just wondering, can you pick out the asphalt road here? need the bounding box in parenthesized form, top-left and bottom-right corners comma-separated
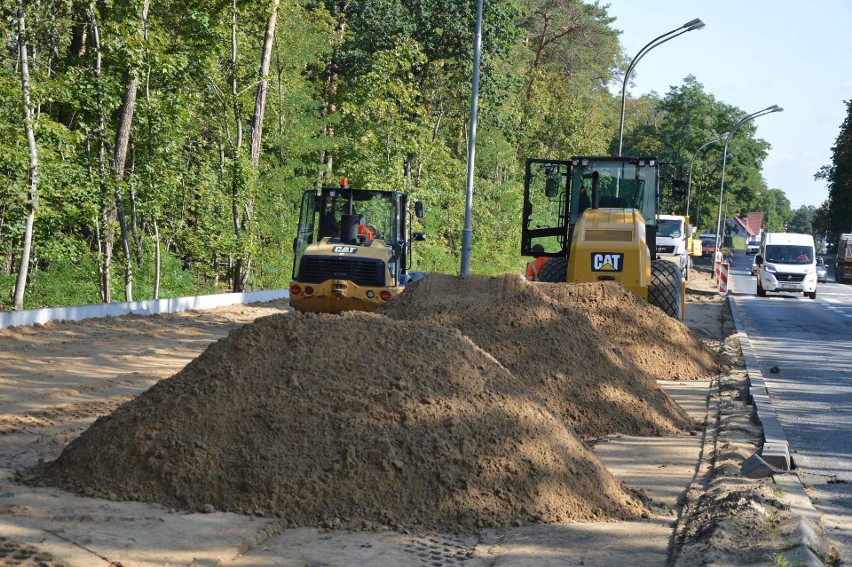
(720, 251, 852, 558)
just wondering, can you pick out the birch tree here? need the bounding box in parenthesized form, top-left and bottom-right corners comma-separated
(12, 0, 39, 310)
(110, 0, 151, 302)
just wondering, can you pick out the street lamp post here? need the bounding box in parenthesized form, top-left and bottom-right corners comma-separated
(686, 132, 729, 221)
(459, 0, 483, 276)
(713, 105, 783, 262)
(693, 153, 732, 231)
(618, 18, 705, 156)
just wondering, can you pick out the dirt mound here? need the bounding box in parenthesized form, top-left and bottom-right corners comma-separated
(30, 313, 644, 531)
(537, 281, 725, 380)
(380, 274, 707, 439)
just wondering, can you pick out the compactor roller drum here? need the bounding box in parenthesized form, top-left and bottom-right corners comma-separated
(648, 259, 682, 318)
(538, 257, 569, 283)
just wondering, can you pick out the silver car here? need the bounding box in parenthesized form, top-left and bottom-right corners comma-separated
(816, 257, 827, 283)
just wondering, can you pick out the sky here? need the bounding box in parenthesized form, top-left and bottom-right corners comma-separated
(603, 0, 851, 210)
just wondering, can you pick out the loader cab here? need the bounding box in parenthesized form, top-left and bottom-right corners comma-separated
(521, 156, 660, 258)
(292, 186, 411, 286)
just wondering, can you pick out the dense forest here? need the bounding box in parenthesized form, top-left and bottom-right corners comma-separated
(1, 0, 840, 310)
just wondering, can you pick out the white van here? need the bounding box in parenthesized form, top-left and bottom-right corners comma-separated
(755, 232, 818, 299)
(656, 214, 691, 277)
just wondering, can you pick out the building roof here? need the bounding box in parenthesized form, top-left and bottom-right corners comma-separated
(745, 212, 764, 236)
(732, 216, 750, 233)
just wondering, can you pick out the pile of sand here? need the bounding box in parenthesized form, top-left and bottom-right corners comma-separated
(538, 281, 724, 380)
(380, 274, 719, 439)
(31, 313, 644, 531)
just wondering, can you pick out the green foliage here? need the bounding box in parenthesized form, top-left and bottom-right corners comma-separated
(787, 205, 816, 236)
(625, 77, 777, 235)
(820, 99, 852, 241)
(757, 189, 793, 233)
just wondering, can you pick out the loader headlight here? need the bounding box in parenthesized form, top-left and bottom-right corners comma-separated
(380, 290, 392, 301)
(366, 290, 375, 298)
(290, 284, 301, 296)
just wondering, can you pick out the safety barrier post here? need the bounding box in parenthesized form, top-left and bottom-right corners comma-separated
(719, 262, 729, 295)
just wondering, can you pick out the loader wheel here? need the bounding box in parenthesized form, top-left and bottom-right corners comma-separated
(538, 257, 568, 282)
(648, 259, 682, 319)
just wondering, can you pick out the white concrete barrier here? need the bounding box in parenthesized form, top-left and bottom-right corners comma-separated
(0, 289, 290, 329)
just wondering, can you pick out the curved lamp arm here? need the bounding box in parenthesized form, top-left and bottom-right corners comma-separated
(618, 19, 705, 155)
(713, 105, 783, 259)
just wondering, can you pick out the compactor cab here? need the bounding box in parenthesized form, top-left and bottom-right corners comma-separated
(289, 182, 425, 313)
(521, 157, 684, 319)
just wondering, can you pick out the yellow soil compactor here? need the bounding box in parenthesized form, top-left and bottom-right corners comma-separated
(289, 181, 425, 313)
(521, 156, 685, 319)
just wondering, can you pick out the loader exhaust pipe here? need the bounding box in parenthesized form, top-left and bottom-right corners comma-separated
(340, 214, 360, 244)
(591, 171, 600, 209)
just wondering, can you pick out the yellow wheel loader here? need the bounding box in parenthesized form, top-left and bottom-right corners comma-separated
(289, 181, 425, 313)
(521, 156, 685, 319)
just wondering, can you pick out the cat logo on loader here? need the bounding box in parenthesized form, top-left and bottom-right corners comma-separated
(591, 253, 624, 272)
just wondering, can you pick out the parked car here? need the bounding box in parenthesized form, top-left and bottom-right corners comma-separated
(746, 239, 760, 255)
(816, 257, 828, 283)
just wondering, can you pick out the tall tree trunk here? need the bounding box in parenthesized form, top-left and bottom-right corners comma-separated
(232, 0, 280, 293)
(230, 0, 243, 151)
(250, 0, 278, 167)
(318, 4, 348, 184)
(230, 0, 244, 292)
(142, 0, 159, 295)
(129, 145, 143, 264)
(13, 0, 39, 311)
(90, 7, 112, 303)
(275, 48, 285, 165)
(152, 215, 161, 299)
(111, 0, 150, 302)
(95, 215, 106, 302)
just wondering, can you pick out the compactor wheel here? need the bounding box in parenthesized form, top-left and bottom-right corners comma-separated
(649, 259, 683, 319)
(538, 257, 569, 282)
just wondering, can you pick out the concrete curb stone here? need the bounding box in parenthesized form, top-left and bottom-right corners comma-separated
(741, 453, 774, 479)
(729, 297, 830, 567)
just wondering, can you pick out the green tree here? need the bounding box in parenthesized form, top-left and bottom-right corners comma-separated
(625, 76, 773, 233)
(816, 99, 852, 241)
(812, 199, 832, 243)
(757, 189, 792, 233)
(787, 205, 815, 235)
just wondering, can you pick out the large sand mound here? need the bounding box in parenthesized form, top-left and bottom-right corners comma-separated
(537, 281, 724, 380)
(31, 313, 644, 531)
(380, 274, 714, 439)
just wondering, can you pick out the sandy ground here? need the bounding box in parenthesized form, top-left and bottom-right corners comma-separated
(0, 268, 775, 566)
